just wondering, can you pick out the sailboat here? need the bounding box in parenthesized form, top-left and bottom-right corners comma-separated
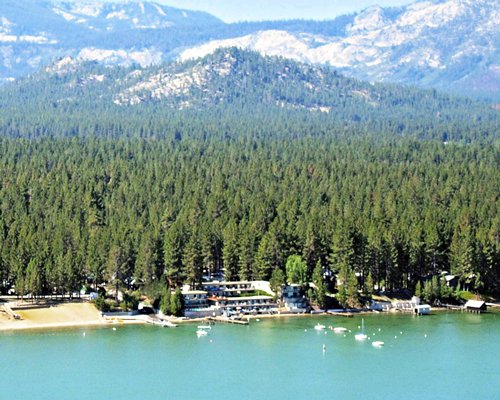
(196, 328, 209, 337)
(355, 318, 368, 341)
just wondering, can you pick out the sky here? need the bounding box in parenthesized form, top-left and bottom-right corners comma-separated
(158, 0, 415, 23)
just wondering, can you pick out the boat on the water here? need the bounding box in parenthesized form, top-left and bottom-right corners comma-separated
(333, 327, 348, 333)
(372, 341, 384, 347)
(196, 329, 208, 336)
(197, 325, 212, 330)
(314, 323, 326, 331)
(151, 319, 178, 328)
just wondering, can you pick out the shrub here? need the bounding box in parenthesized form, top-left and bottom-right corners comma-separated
(94, 295, 110, 312)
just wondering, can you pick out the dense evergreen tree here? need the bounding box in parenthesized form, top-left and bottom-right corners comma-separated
(0, 52, 498, 300)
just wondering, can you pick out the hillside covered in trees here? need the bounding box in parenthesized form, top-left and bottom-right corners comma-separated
(0, 50, 498, 305)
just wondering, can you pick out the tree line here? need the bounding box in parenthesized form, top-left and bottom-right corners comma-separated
(0, 133, 498, 302)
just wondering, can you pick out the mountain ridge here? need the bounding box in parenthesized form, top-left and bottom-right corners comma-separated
(0, 0, 498, 98)
(1, 48, 497, 143)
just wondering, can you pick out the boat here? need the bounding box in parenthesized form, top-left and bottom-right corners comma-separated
(314, 323, 326, 331)
(372, 341, 384, 347)
(354, 318, 368, 341)
(150, 319, 178, 328)
(196, 329, 208, 336)
(197, 325, 212, 330)
(333, 327, 348, 333)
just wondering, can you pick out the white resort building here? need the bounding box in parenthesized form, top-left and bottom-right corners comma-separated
(182, 281, 278, 317)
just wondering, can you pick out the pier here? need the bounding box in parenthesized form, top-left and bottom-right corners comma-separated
(207, 316, 249, 325)
(1, 303, 21, 320)
(327, 311, 353, 317)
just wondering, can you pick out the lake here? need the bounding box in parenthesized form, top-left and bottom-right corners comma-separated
(1, 312, 499, 399)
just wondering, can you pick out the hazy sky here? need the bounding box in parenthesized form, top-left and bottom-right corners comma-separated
(158, 0, 415, 22)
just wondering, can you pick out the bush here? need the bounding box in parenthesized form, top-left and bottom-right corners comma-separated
(457, 290, 475, 302)
(120, 291, 140, 311)
(94, 295, 110, 312)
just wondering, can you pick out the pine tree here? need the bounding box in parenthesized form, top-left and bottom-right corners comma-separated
(182, 230, 202, 287)
(269, 268, 286, 295)
(223, 219, 239, 281)
(415, 280, 422, 298)
(285, 255, 308, 285)
(163, 223, 184, 287)
(312, 261, 327, 309)
(26, 258, 42, 302)
(160, 287, 171, 315)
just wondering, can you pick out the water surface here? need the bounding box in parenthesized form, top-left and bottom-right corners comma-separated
(2, 312, 499, 399)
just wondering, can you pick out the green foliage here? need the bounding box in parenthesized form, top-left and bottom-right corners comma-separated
(312, 261, 327, 309)
(160, 288, 172, 315)
(94, 295, 110, 312)
(420, 277, 454, 304)
(269, 268, 286, 294)
(285, 255, 308, 285)
(159, 287, 184, 316)
(346, 269, 361, 308)
(120, 291, 140, 311)
(171, 288, 184, 317)
(0, 53, 497, 300)
(364, 273, 374, 297)
(415, 281, 422, 298)
(456, 290, 476, 302)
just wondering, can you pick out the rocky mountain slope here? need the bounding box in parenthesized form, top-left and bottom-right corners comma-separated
(1, 49, 496, 143)
(0, 0, 498, 98)
(180, 0, 499, 97)
(0, 0, 222, 82)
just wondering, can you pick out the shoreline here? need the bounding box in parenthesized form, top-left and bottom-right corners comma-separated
(1, 302, 497, 333)
(0, 302, 145, 333)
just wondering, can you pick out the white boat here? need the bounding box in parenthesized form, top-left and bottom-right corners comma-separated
(197, 325, 212, 330)
(196, 329, 208, 336)
(372, 341, 384, 347)
(355, 318, 368, 341)
(314, 323, 326, 331)
(151, 319, 178, 328)
(333, 327, 348, 333)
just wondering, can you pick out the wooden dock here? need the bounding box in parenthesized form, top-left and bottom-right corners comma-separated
(327, 311, 353, 318)
(146, 315, 178, 327)
(1, 304, 21, 319)
(207, 316, 249, 325)
(444, 304, 463, 311)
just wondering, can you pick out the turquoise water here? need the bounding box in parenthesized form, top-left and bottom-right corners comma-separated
(1, 312, 499, 400)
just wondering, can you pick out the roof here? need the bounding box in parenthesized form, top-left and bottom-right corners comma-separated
(182, 290, 208, 295)
(202, 281, 253, 286)
(464, 300, 486, 308)
(209, 295, 273, 301)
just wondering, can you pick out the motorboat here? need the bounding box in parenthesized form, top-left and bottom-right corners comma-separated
(197, 325, 212, 330)
(196, 329, 208, 336)
(372, 341, 384, 347)
(314, 323, 326, 331)
(333, 327, 348, 333)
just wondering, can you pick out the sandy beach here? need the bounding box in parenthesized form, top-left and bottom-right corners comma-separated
(0, 302, 113, 332)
